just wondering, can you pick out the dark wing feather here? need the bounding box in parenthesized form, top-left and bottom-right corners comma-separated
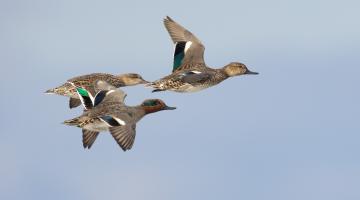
(93, 90, 108, 107)
(181, 72, 212, 84)
(92, 80, 127, 106)
(164, 16, 206, 71)
(69, 98, 82, 109)
(73, 87, 94, 110)
(109, 124, 136, 151)
(82, 129, 99, 149)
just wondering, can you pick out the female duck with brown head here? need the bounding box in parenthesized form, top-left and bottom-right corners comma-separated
(147, 16, 258, 93)
(45, 72, 148, 108)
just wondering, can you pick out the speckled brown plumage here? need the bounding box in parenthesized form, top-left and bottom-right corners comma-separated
(46, 73, 148, 108)
(147, 16, 258, 93)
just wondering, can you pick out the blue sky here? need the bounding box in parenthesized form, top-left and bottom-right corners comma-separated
(1, 0, 359, 199)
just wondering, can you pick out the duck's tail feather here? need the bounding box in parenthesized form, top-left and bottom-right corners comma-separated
(145, 82, 165, 92)
(44, 88, 56, 94)
(63, 117, 82, 127)
(45, 83, 71, 95)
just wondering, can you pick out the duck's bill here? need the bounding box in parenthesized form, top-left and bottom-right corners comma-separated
(245, 70, 259, 75)
(164, 106, 176, 110)
(140, 79, 150, 84)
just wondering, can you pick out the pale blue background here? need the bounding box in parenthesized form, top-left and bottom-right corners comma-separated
(1, 0, 359, 199)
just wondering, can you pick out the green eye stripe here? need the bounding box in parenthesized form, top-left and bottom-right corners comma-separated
(143, 100, 158, 106)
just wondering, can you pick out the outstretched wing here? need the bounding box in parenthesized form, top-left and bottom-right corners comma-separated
(164, 16, 206, 72)
(82, 129, 99, 149)
(109, 123, 136, 151)
(71, 84, 94, 110)
(92, 80, 127, 106)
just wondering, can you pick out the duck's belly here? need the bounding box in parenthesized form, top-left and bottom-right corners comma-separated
(83, 121, 110, 132)
(174, 84, 211, 93)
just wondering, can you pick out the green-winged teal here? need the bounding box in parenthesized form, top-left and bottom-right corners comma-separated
(147, 16, 258, 93)
(46, 73, 148, 108)
(63, 80, 176, 151)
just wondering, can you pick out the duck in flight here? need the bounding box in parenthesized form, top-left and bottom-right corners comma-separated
(45, 73, 148, 109)
(63, 80, 176, 151)
(147, 16, 258, 93)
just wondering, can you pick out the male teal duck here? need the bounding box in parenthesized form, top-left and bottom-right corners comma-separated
(63, 80, 176, 151)
(45, 73, 148, 108)
(147, 16, 258, 93)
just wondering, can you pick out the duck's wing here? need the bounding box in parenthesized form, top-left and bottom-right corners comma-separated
(179, 70, 212, 84)
(109, 123, 136, 151)
(67, 76, 98, 109)
(68, 74, 98, 96)
(92, 80, 127, 106)
(164, 16, 206, 72)
(94, 79, 117, 91)
(72, 86, 95, 110)
(69, 98, 82, 109)
(82, 105, 134, 151)
(72, 80, 127, 109)
(82, 129, 99, 149)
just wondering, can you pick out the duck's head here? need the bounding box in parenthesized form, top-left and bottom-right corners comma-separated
(117, 73, 149, 85)
(223, 62, 258, 77)
(141, 99, 176, 114)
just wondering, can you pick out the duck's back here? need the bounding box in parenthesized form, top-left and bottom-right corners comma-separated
(68, 73, 122, 88)
(153, 66, 227, 92)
